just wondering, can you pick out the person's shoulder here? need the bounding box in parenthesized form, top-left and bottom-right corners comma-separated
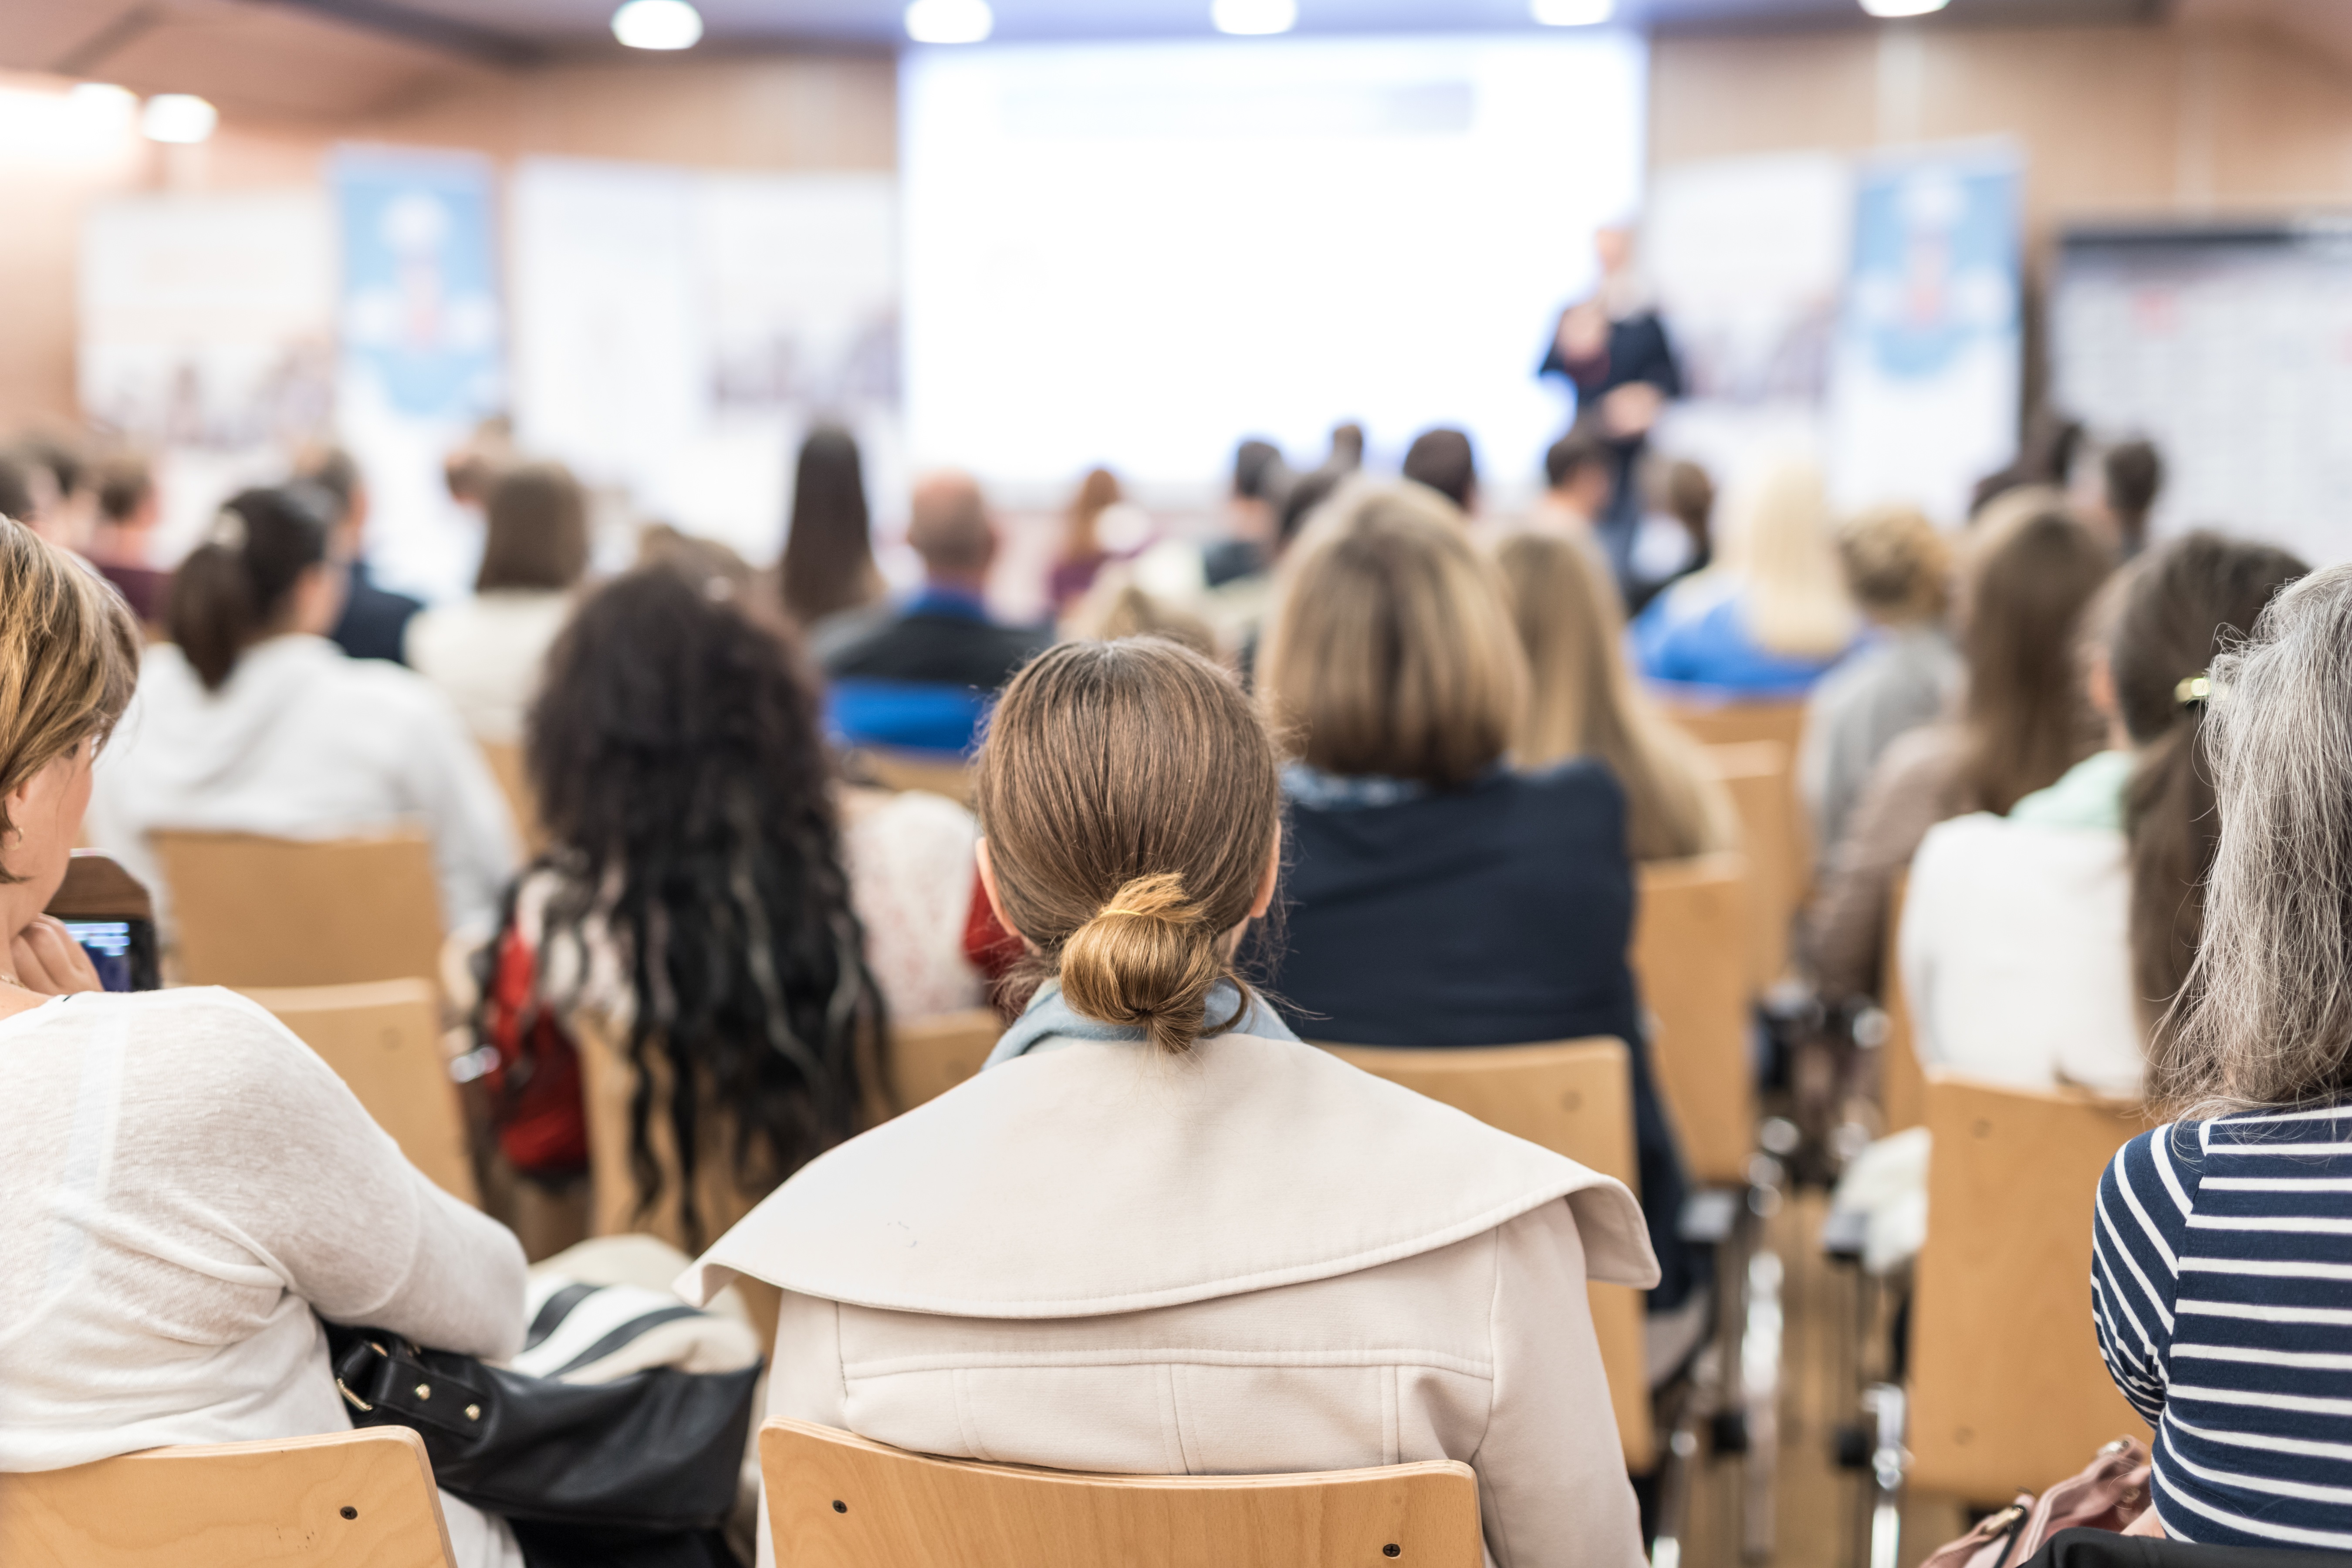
(1875, 721, 1967, 786)
(97, 987, 318, 1076)
(1515, 756, 1624, 807)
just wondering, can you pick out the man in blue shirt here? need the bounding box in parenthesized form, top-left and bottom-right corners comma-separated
(819, 470, 1048, 754)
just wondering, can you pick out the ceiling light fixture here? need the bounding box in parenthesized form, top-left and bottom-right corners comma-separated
(1859, 0, 1950, 15)
(1531, 0, 1613, 23)
(611, 0, 703, 50)
(905, 0, 994, 44)
(1212, 0, 1298, 36)
(139, 94, 217, 145)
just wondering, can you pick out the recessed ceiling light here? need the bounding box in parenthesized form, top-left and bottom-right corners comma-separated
(139, 94, 216, 145)
(906, 0, 994, 44)
(1859, 0, 1950, 15)
(1531, 0, 1613, 23)
(1212, 0, 1298, 36)
(611, 0, 703, 50)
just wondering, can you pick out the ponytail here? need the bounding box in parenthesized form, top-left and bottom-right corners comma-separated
(165, 487, 333, 692)
(1060, 872, 1247, 1055)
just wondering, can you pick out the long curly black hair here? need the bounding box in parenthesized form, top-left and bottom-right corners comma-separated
(525, 561, 882, 1244)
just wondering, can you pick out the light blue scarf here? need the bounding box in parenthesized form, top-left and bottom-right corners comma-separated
(983, 979, 1301, 1069)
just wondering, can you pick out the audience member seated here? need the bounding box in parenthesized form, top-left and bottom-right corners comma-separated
(2099, 438, 2164, 560)
(478, 561, 900, 1227)
(0, 450, 35, 527)
(1045, 466, 1126, 615)
(1201, 436, 1287, 588)
(1528, 424, 1615, 539)
(681, 637, 1656, 1568)
(1901, 534, 2305, 1095)
(1805, 504, 2114, 1005)
(296, 446, 424, 666)
(1630, 459, 1861, 698)
(0, 518, 529, 1568)
(1798, 505, 1961, 860)
(1065, 578, 1218, 660)
(818, 470, 1049, 754)
(1402, 425, 1478, 512)
(406, 462, 590, 745)
(777, 422, 885, 632)
(1498, 529, 1739, 864)
(1253, 482, 1702, 1345)
(2093, 558, 2352, 1548)
(8, 432, 91, 552)
(1625, 458, 1717, 615)
(86, 452, 173, 625)
(86, 486, 517, 935)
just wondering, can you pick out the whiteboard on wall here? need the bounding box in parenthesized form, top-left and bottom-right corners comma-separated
(2052, 223, 2352, 566)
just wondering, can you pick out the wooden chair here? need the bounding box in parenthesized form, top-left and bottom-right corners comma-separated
(884, 1007, 1002, 1113)
(152, 830, 443, 990)
(1706, 741, 1807, 989)
(47, 849, 155, 923)
(1320, 1039, 1655, 1470)
(1632, 852, 1757, 1187)
(843, 747, 975, 804)
(760, 1416, 1482, 1568)
(477, 740, 545, 856)
(1906, 1075, 2154, 1502)
(1658, 696, 1806, 755)
(0, 1427, 457, 1568)
(241, 979, 479, 1207)
(1879, 868, 1929, 1134)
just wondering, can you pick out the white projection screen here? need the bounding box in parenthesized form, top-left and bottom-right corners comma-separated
(900, 33, 1648, 497)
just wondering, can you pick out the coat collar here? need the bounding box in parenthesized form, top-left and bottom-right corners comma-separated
(984, 979, 1299, 1068)
(679, 1031, 1657, 1320)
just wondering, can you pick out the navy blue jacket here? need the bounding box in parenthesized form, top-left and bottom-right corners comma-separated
(1261, 760, 1699, 1313)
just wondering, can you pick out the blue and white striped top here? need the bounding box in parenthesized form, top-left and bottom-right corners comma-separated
(2094, 1107, 2352, 1549)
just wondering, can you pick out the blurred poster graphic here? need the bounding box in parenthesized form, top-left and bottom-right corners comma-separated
(1826, 144, 2023, 524)
(332, 146, 505, 600)
(510, 157, 901, 565)
(1646, 151, 1852, 489)
(78, 189, 336, 559)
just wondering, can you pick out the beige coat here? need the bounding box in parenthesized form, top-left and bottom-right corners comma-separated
(681, 1031, 1657, 1568)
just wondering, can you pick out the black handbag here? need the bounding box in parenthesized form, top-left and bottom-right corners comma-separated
(324, 1321, 759, 1538)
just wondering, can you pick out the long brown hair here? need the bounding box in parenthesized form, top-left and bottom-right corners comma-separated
(974, 639, 1280, 1056)
(1497, 531, 1737, 863)
(1952, 507, 2116, 815)
(779, 425, 882, 625)
(1060, 467, 1122, 562)
(477, 462, 589, 592)
(167, 487, 334, 693)
(0, 519, 139, 883)
(2112, 533, 2307, 1078)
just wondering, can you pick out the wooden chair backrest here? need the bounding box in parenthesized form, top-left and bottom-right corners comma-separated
(1633, 852, 1757, 1186)
(153, 830, 444, 989)
(760, 1416, 1482, 1568)
(1659, 696, 1807, 754)
(47, 851, 155, 923)
(1705, 740, 1806, 989)
(1879, 867, 1928, 1134)
(575, 1010, 770, 1250)
(845, 747, 975, 804)
(241, 980, 478, 1207)
(884, 1007, 1002, 1113)
(476, 740, 545, 857)
(1319, 1039, 1653, 1470)
(1907, 1075, 2155, 1501)
(0, 1427, 456, 1568)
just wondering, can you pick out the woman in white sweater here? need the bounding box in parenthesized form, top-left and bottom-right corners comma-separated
(1901, 532, 2308, 1094)
(682, 639, 1656, 1568)
(0, 517, 528, 1568)
(87, 485, 517, 935)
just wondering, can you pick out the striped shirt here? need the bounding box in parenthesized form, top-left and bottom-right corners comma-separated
(2094, 1107, 2352, 1549)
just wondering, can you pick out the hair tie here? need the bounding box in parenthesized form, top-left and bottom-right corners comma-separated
(2176, 673, 2212, 709)
(205, 509, 247, 552)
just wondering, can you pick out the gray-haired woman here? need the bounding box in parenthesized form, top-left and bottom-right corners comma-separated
(2092, 561, 2352, 1549)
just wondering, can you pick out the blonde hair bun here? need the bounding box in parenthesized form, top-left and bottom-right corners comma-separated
(1058, 872, 1230, 1055)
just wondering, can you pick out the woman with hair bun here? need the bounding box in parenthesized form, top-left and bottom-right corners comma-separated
(682, 637, 1655, 1568)
(86, 485, 516, 934)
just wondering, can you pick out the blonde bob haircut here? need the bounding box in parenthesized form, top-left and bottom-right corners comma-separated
(0, 517, 140, 883)
(1260, 480, 1527, 790)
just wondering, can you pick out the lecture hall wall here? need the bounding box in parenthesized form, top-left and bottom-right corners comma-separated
(5, 13, 2352, 428)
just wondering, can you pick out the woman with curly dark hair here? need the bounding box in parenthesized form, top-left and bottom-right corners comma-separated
(476, 558, 894, 1250)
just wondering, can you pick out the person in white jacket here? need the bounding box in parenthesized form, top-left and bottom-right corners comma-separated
(86, 484, 517, 936)
(0, 517, 529, 1568)
(680, 637, 1656, 1568)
